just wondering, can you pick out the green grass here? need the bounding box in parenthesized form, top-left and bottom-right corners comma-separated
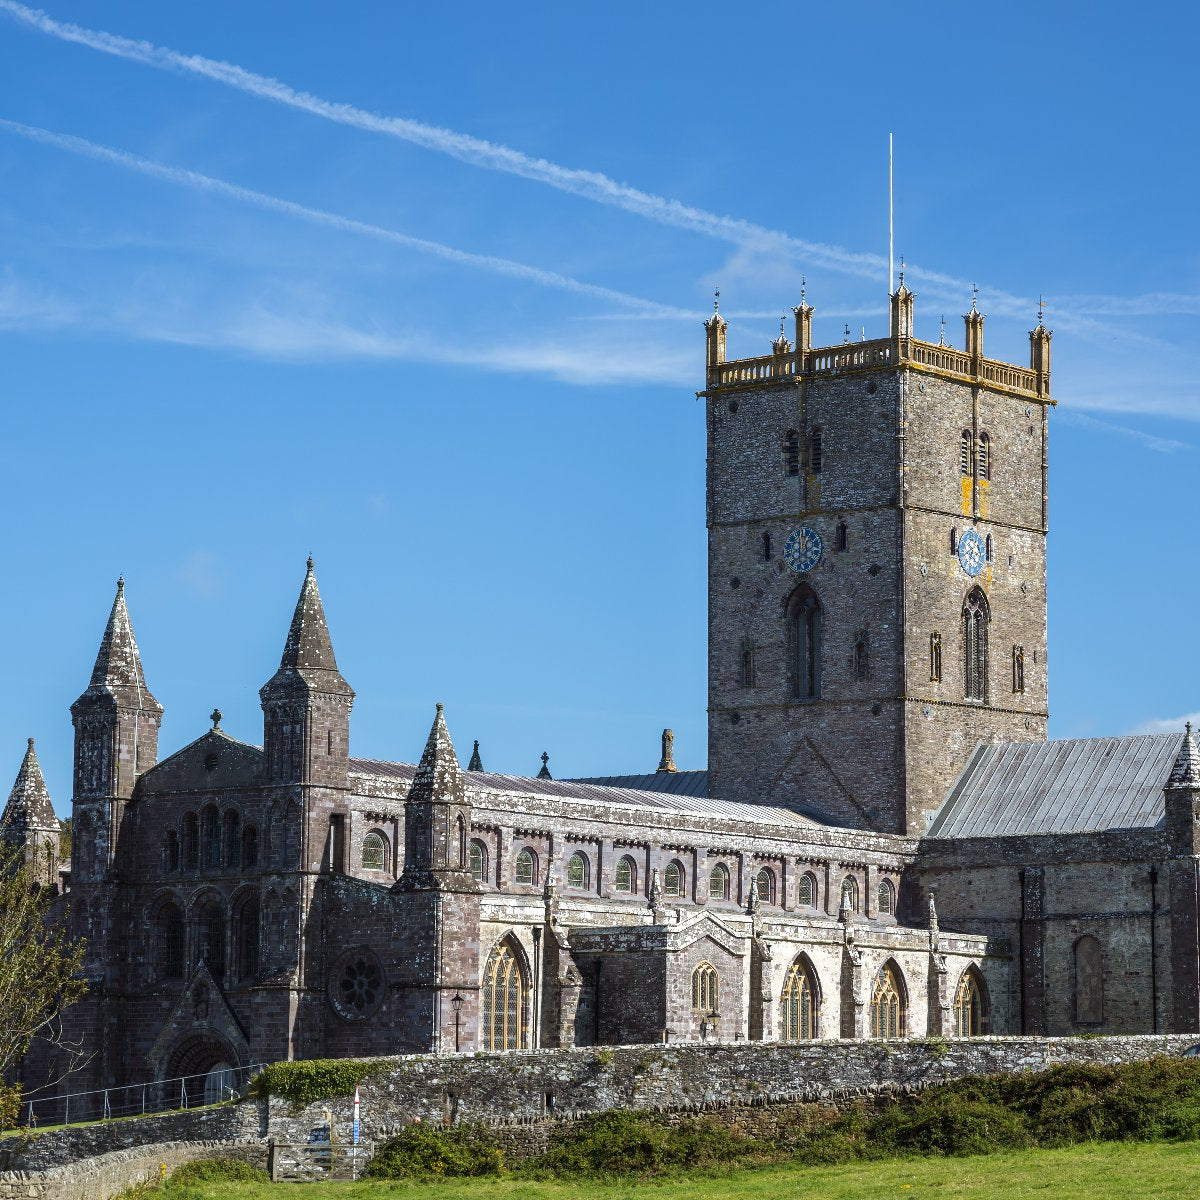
(147, 1141, 1200, 1199)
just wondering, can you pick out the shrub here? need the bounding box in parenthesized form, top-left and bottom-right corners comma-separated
(367, 1125, 503, 1178)
(166, 1156, 270, 1186)
(247, 1059, 389, 1106)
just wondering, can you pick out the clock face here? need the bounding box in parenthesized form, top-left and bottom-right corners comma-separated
(784, 526, 823, 573)
(958, 529, 986, 577)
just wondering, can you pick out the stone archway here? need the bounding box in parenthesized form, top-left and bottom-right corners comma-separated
(165, 1032, 241, 1106)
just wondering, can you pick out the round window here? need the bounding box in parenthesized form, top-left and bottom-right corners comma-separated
(330, 950, 384, 1021)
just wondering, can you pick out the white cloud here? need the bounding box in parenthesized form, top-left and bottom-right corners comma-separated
(1128, 713, 1200, 736)
(176, 549, 224, 599)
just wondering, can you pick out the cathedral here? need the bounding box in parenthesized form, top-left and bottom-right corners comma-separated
(6, 280, 1199, 1099)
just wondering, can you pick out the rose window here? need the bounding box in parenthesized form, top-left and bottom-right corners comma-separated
(331, 951, 383, 1020)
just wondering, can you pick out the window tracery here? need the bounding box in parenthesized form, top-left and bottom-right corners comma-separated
(869, 963, 904, 1038)
(691, 961, 719, 1013)
(781, 957, 817, 1040)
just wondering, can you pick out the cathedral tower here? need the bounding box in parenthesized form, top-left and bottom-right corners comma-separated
(705, 287, 1052, 834)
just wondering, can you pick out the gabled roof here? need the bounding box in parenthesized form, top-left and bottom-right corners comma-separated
(569, 771, 709, 798)
(926, 734, 1183, 838)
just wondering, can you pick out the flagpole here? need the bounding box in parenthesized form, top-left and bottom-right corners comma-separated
(888, 132, 894, 299)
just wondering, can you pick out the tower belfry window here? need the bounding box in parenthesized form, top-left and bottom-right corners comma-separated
(784, 431, 801, 476)
(809, 428, 824, 474)
(960, 430, 973, 477)
(977, 432, 991, 481)
(788, 587, 822, 701)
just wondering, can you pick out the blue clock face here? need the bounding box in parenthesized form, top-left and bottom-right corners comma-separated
(784, 527, 823, 573)
(958, 529, 986, 577)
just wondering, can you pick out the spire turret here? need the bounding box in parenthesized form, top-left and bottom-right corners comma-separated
(1168, 723, 1200, 790)
(1, 739, 57, 840)
(467, 740, 483, 772)
(79, 578, 158, 707)
(264, 557, 351, 691)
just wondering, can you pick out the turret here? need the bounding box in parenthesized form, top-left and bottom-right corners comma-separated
(70, 579, 162, 883)
(1, 739, 62, 887)
(1165, 723, 1200, 855)
(704, 292, 727, 385)
(1030, 299, 1052, 399)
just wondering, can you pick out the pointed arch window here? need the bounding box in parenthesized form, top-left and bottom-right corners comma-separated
(740, 638, 756, 688)
(755, 867, 775, 905)
(1013, 645, 1025, 695)
(566, 851, 588, 889)
(515, 848, 537, 886)
(836, 521, 848, 552)
(787, 586, 823, 701)
(930, 632, 943, 683)
(469, 839, 488, 883)
(985, 533, 994, 562)
(869, 963, 904, 1038)
(799, 871, 817, 908)
(614, 856, 637, 894)
(709, 862, 729, 900)
(781, 957, 817, 1041)
(977, 432, 991, 481)
(235, 895, 260, 981)
(954, 968, 987, 1037)
(841, 875, 859, 913)
(877, 878, 896, 916)
(664, 860, 685, 897)
(361, 832, 386, 871)
(691, 961, 719, 1013)
(784, 430, 801, 476)
(963, 587, 990, 702)
(482, 938, 528, 1051)
(960, 430, 973, 476)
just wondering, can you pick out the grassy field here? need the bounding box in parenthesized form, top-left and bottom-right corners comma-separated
(154, 1141, 1200, 1200)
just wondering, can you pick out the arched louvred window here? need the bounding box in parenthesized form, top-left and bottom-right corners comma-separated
(361, 832, 386, 871)
(242, 826, 258, 868)
(183, 813, 199, 871)
(955, 968, 987, 1036)
(809, 427, 824, 474)
(762, 530, 772, 561)
(614, 856, 637, 894)
(567, 851, 588, 889)
(223, 810, 240, 868)
(755, 867, 775, 905)
(469, 839, 488, 882)
(799, 871, 817, 908)
(784, 430, 801, 476)
(977, 432, 991, 481)
(664, 860, 685, 897)
(481, 937, 528, 1051)
(514, 848, 536, 886)
(691, 961, 719, 1013)
(202, 806, 220, 869)
(709, 862, 729, 900)
(781, 956, 818, 1040)
(841, 875, 859, 912)
(787, 585, 823, 701)
(869, 962, 905, 1038)
(877, 878, 896, 916)
(234, 895, 260, 982)
(962, 587, 990, 702)
(159, 902, 185, 980)
(960, 429, 973, 476)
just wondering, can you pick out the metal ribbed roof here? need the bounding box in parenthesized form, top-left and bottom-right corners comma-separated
(568, 771, 709, 797)
(348, 759, 815, 829)
(926, 734, 1183, 838)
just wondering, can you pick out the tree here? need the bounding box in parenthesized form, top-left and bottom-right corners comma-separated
(0, 845, 87, 1126)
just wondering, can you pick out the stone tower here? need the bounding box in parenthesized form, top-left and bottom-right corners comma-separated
(70, 579, 163, 885)
(705, 285, 1052, 834)
(1, 739, 62, 887)
(259, 558, 355, 874)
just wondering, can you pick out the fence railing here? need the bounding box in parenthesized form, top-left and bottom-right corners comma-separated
(22, 1063, 266, 1129)
(269, 1140, 372, 1182)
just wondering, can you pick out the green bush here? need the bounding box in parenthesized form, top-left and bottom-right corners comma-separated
(367, 1125, 504, 1178)
(247, 1058, 389, 1106)
(0, 1083, 20, 1131)
(166, 1156, 270, 1186)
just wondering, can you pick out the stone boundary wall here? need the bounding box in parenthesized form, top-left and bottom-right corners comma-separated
(4, 1035, 1200, 1197)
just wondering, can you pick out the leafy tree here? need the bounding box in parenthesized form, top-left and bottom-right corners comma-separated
(0, 844, 87, 1125)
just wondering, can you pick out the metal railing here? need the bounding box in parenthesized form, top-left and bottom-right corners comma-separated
(21, 1063, 266, 1129)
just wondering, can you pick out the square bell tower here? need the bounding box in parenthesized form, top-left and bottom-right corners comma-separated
(703, 283, 1053, 835)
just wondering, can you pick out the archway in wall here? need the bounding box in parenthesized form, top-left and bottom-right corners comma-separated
(165, 1033, 241, 1106)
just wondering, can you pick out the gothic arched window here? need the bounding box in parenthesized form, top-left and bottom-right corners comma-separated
(841, 875, 859, 913)
(781, 956, 818, 1041)
(234, 895, 259, 982)
(755, 867, 775, 905)
(799, 871, 817, 908)
(877, 878, 896, 915)
(930, 631, 943, 683)
(482, 937, 528, 1051)
(869, 962, 904, 1038)
(963, 587, 990, 702)
(1013, 645, 1025, 695)
(787, 585, 823, 701)
(515, 848, 536, 886)
(709, 862, 729, 900)
(469, 839, 488, 883)
(977, 432, 991, 481)
(361, 832, 386, 871)
(960, 429, 973, 477)
(664, 860, 685, 898)
(954, 968, 987, 1036)
(836, 521, 848, 552)
(691, 961, 719, 1013)
(567, 851, 588, 889)
(615, 856, 637, 894)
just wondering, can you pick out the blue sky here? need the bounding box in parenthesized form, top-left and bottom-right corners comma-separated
(1, 1, 1197, 814)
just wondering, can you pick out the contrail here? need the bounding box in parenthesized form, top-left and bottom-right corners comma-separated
(0, 118, 692, 318)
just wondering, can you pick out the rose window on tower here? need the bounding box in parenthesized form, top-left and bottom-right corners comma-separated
(330, 950, 384, 1021)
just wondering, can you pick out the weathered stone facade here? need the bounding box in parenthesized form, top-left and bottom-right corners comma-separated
(7, 276, 1200, 1102)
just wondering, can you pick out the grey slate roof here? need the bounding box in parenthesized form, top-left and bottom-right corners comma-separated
(926, 734, 1184, 838)
(349, 759, 815, 829)
(568, 771, 709, 798)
